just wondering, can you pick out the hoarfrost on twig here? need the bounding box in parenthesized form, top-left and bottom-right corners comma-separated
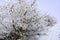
(0, 0, 56, 40)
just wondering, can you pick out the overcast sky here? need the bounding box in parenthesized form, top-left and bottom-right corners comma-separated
(37, 0, 60, 40)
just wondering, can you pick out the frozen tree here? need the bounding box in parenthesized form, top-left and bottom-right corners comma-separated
(0, 0, 56, 40)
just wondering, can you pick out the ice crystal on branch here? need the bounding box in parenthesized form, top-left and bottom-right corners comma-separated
(0, 0, 56, 40)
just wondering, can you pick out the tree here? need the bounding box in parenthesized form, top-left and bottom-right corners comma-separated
(0, 0, 56, 40)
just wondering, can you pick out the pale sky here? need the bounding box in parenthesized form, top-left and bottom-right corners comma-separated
(37, 0, 60, 40)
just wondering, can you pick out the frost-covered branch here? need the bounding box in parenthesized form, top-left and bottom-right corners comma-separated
(0, 0, 56, 40)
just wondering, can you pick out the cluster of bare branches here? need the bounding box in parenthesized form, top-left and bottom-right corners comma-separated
(0, 0, 56, 40)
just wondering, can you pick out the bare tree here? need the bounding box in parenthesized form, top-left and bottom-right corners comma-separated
(0, 0, 56, 40)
